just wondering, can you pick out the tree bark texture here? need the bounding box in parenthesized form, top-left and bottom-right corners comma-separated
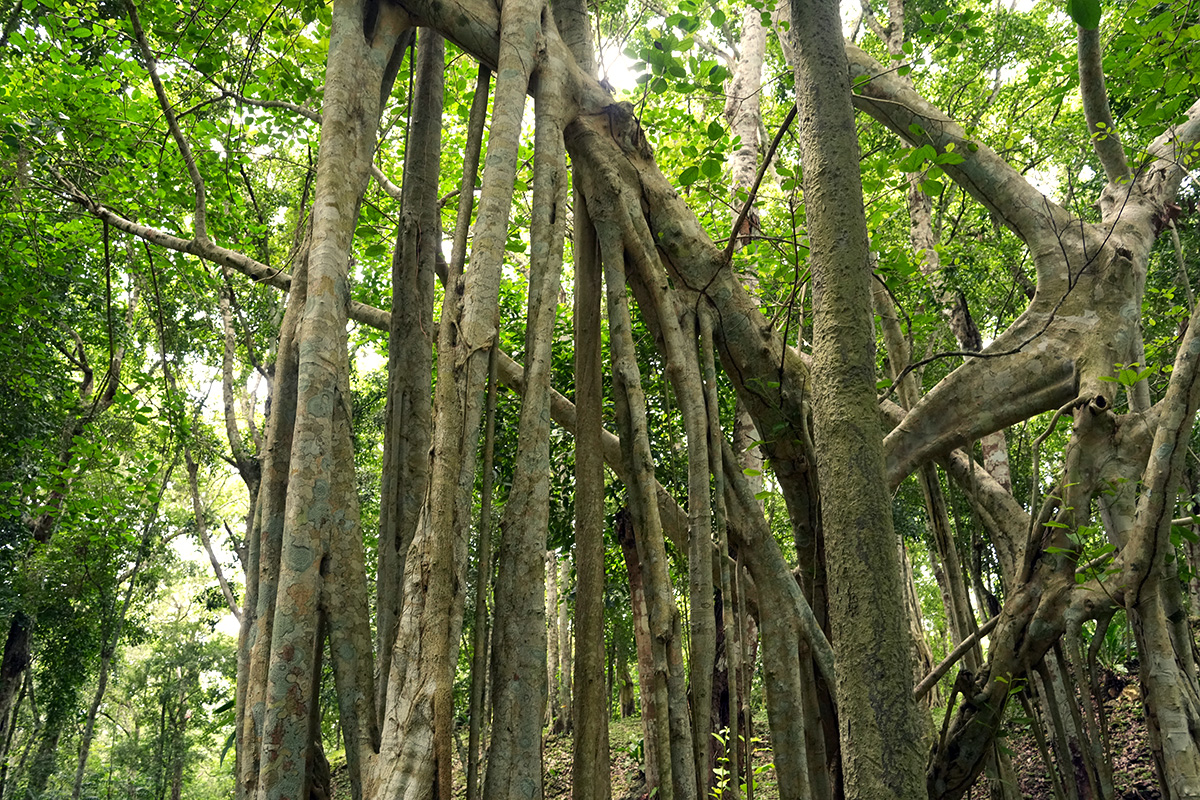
(376, 24, 440, 722)
(570, 184, 612, 800)
(483, 52, 567, 797)
(791, 0, 927, 797)
(88, 0, 1200, 795)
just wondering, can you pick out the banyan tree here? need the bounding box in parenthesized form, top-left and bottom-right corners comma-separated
(6, 0, 1200, 797)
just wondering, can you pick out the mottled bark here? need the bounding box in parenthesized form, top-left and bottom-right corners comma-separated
(374, 14, 525, 792)
(376, 25, 440, 720)
(556, 556, 573, 733)
(792, 0, 927, 797)
(701, 309, 742, 799)
(242, 2, 409, 796)
(465, 351, 497, 800)
(484, 55, 566, 797)
(623, 239, 715, 796)
(569, 181, 611, 800)
(616, 509, 661, 793)
(546, 551, 561, 731)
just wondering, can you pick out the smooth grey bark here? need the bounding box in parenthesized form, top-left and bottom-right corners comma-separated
(85, 0, 1200, 796)
(548, 0, 612, 774)
(701, 309, 742, 799)
(720, 442, 812, 800)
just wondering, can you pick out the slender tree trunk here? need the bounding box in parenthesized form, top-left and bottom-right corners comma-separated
(483, 52, 567, 797)
(376, 19, 439, 721)
(701, 309, 742, 800)
(465, 350, 498, 800)
(242, 2, 408, 796)
(557, 556, 573, 734)
(376, 0, 539, 792)
(616, 509, 661, 793)
(623, 248, 716, 797)
(0, 668, 25, 800)
(569, 176, 611, 800)
(546, 550, 562, 731)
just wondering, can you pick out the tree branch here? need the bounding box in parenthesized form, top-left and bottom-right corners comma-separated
(844, 42, 1076, 253)
(125, 0, 209, 242)
(913, 614, 1000, 701)
(1077, 26, 1130, 184)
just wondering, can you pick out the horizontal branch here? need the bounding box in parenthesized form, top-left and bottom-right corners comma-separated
(51, 169, 390, 331)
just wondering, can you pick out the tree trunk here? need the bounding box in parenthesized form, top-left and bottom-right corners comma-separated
(557, 556, 573, 734)
(570, 177, 611, 800)
(791, 0, 927, 797)
(546, 550, 561, 731)
(240, 2, 408, 796)
(465, 350, 498, 800)
(483, 55, 567, 796)
(375, 19, 439, 721)
(616, 508, 661, 794)
(376, 0, 538, 791)
(594, 191, 693, 799)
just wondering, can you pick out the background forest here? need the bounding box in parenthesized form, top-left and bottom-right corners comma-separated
(2, 0, 1199, 797)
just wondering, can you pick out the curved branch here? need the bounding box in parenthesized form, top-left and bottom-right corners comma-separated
(1131, 97, 1200, 208)
(844, 42, 1076, 253)
(50, 171, 390, 330)
(1078, 26, 1130, 184)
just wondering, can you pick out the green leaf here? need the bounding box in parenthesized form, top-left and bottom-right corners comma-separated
(701, 159, 722, 179)
(1066, 0, 1101, 29)
(710, 9, 726, 26)
(706, 119, 723, 140)
(679, 165, 700, 185)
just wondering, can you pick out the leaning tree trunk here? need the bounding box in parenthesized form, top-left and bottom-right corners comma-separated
(623, 233, 717, 796)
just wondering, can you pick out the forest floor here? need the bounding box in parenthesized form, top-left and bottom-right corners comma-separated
(996, 670, 1161, 800)
(329, 671, 1158, 798)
